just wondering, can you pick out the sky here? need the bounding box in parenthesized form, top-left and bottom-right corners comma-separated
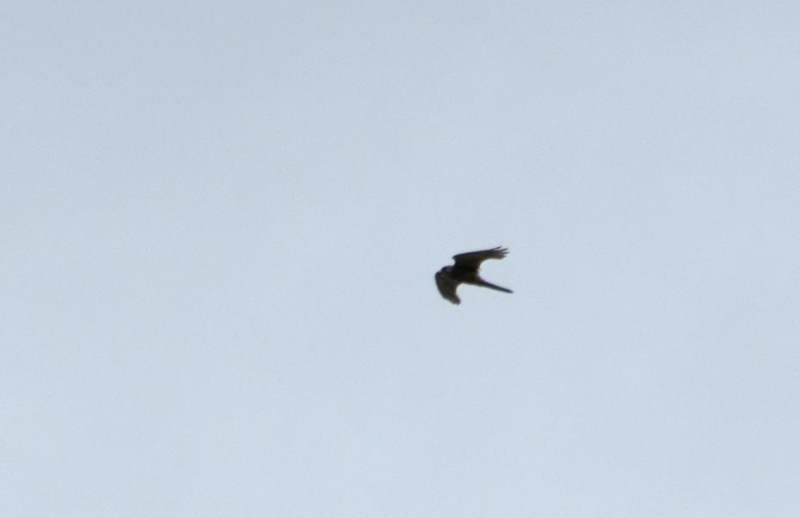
(2, 1, 800, 516)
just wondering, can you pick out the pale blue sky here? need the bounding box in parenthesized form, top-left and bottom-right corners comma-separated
(3, 1, 800, 516)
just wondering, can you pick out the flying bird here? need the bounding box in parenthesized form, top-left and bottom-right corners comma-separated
(435, 246, 513, 305)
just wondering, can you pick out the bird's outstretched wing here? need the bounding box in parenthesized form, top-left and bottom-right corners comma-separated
(435, 271, 461, 305)
(452, 246, 509, 271)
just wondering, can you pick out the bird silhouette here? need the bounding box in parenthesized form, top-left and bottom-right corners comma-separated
(434, 246, 513, 305)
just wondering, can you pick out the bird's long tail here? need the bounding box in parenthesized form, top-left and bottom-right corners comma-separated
(476, 279, 513, 294)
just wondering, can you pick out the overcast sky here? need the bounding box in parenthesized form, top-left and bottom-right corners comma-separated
(3, 1, 800, 516)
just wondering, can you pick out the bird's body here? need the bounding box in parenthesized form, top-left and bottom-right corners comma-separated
(435, 247, 513, 305)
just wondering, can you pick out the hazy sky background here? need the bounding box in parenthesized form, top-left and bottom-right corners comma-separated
(3, 1, 800, 516)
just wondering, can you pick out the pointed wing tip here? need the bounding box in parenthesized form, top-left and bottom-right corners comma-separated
(443, 295, 461, 305)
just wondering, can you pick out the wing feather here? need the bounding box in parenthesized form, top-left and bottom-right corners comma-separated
(452, 246, 509, 271)
(435, 271, 461, 305)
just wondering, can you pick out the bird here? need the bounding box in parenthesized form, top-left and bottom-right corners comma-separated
(435, 246, 513, 305)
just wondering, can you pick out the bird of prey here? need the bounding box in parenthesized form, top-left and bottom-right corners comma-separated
(435, 246, 513, 305)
